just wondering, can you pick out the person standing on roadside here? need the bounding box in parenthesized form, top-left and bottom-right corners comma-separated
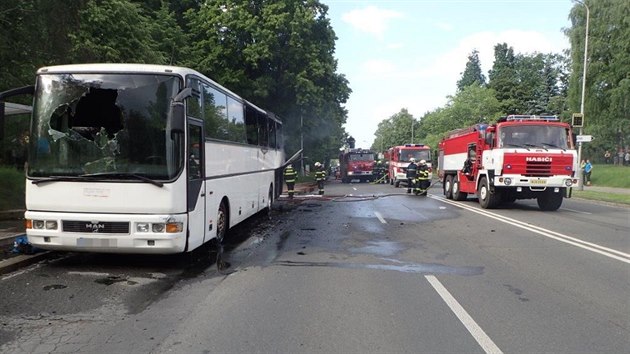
(284, 164, 298, 198)
(584, 159, 593, 186)
(625, 150, 630, 166)
(604, 150, 611, 164)
(314, 162, 326, 195)
(405, 158, 418, 193)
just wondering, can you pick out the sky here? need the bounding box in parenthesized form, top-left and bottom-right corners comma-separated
(323, 0, 575, 149)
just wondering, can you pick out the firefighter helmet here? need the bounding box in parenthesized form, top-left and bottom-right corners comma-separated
(419, 159, 426, 165)
(410, 158, 416, 162)
(314, 162, 321, 167)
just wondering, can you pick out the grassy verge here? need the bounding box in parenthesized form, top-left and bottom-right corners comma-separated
(0, 167, 25, 211)
(571, 190, 630, 206)
(589, 164, 630, 188)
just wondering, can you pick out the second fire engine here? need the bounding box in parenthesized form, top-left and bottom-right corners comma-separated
(387, 144, 432, 188)
(437, 115, 578, 211)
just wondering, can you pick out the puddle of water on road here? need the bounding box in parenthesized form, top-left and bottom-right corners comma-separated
(349, 240, 403, 257)
(274, 260, 483, 276)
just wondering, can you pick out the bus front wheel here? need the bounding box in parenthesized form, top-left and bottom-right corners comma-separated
(216, 201, 228, 244)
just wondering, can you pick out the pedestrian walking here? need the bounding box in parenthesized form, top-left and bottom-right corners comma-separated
(284, 164, 298, 198)
(314, 162, 326, 195)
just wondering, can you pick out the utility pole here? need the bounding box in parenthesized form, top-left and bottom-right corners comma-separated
(575, 0, 589, 191)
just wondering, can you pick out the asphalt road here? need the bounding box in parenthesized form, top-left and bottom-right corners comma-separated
(0, 180, 628, 353)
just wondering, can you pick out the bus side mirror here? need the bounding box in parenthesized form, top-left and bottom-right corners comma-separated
(169, 88, 192, 134)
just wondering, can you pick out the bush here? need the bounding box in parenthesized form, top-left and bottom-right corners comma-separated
(0, 167, 25, 211)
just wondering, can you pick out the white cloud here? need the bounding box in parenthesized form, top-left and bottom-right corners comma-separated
(342, 6, 403, 40)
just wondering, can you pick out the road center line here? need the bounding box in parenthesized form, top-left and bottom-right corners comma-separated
(425, 275, 503, 354)
(430, 195, 630, 264)
(374, 211, 387, 224)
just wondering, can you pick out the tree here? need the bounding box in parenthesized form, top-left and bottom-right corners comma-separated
(566, 0, 630, 158)
(68, 0, 167, 63)
(457, 49, 486, 91)
(185, 0, 350, 164)
(372, 108, 417, 152)
(488, 43, 521, 114)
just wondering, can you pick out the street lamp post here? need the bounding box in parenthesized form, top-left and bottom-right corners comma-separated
(575, 0, 589, 191)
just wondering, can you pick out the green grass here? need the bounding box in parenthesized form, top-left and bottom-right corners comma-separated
(589, 164, 630, 188)
(0, 167, 25, 211)
(571, 190, 630, 205)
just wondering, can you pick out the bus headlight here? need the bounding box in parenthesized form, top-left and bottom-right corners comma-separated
(136, 223, 150, 233)
(45, 221, 58, 230)
(348, 171, 354, 175)
(33, 220, 45, 229)
(152, 223, 166, 233)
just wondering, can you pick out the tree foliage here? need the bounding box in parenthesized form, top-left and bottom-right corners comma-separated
(371, 109, 418, 152)
(0, 0, 350, 166)
(456, 49, 486, 91)
(566, 0, 630, 158)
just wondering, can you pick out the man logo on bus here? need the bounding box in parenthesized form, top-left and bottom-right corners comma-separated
(86, 222, 105, 232)
(526, 157, 552, 162)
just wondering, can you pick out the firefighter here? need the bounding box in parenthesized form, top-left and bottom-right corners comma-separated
(406, 158, 418, 193)
(314, 162, 326, 195)
(284, 164, 298, 198)
(415, 159, 430, 194)
(373, 160, 385, 183)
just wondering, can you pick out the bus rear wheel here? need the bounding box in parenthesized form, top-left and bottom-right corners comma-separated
(216, 201, 228, 244)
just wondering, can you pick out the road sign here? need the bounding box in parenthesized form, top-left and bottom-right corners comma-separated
(576, 135, 593, 143)
(572, 113, 584, 127)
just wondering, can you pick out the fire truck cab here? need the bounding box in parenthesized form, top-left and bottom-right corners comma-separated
(387, 144, 432, 188)
(438, 115, 578, 211)
(338, 148, 376, 183)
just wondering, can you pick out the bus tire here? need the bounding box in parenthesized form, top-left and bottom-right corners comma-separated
(444, 175, 453, 199)
(537, 190, 563, 211)
(478, 177, 499, 209)
(452, 175, 467, 201)
(216, 200, 229, 244)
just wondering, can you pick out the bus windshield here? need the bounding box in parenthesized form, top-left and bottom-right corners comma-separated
(27, 73, 183, 180)
(498, 124, 570, 150)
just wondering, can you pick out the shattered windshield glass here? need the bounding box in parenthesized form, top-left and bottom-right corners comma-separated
(27, 73, 183, 180)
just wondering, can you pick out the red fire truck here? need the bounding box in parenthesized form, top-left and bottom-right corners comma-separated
(339, 148, 376, 183)
(387, 144, 432, 188)
(437, 115, 578, 211)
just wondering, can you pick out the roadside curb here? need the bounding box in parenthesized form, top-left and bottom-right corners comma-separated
(0, 251, 52, 276)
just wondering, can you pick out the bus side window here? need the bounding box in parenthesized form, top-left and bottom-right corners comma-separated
(245, 105, 258, 145)
(258, 113, 269, 147)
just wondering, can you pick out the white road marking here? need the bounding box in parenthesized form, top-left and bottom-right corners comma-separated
(430, 195, 630, 264)
(353, 187, 357, 191)
(1, 263, 44, 281)
(426, 275, 503, 354)
(374, 211, 387, 224)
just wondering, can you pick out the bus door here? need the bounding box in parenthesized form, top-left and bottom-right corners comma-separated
(187, 121, 206, 247)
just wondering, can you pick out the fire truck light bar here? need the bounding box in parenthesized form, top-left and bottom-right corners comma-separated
(505, 115, 559, 121)
(404, 144, 425, 147)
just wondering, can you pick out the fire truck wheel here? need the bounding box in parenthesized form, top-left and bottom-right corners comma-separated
(537, 191, 563, 211)
(452, 176, 467, 201)
(444, 175, 454, 199)
(478, 177, 499, 209)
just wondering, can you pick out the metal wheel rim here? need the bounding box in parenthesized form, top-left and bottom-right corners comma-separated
(480, 185, 488, 201)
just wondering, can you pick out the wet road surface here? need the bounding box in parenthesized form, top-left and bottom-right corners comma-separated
(0, 180, 628, 353)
